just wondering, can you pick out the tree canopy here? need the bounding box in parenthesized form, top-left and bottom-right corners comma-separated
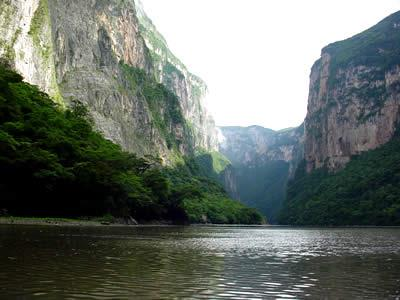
(0, 65, 263, 224)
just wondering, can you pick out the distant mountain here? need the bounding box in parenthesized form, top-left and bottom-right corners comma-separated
(219, 125, 304, 223)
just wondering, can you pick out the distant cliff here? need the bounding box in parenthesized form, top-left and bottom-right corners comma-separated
(305, 11, 400, 172)
(219, 125, 304, 223)
(0, 0, 218, 163)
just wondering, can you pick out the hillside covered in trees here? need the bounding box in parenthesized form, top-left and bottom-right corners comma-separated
(279, 133, 400, 226)
(0, 66, 263, 224)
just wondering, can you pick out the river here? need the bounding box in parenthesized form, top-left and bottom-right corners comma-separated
(1, 225, 399, 299)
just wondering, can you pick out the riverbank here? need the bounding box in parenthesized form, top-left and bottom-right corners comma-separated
(0, 217, 271, 227)
(0, 216, 191, 227)
(0, 216, 132, 227)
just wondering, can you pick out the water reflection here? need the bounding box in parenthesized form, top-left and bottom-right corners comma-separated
(0, 226, 400, 299)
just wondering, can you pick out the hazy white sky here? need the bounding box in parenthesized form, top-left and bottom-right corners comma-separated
(141, 0, 400, 130)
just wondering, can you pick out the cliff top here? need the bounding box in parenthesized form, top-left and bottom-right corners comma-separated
(322, 10, 400, 70)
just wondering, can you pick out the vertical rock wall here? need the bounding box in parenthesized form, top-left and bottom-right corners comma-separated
(0, 0, 219, 163)
(305, 12, 400, 172)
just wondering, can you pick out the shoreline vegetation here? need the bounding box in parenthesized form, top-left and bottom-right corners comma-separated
(0, 65, 264, 225)
(1, 216, 399, 228)
(0, 216, 186, 226)
(0, 216, 269, 227)
(0, 216, 113, 227)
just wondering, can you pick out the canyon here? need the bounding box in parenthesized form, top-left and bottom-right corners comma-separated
(1, 1, 400, 224)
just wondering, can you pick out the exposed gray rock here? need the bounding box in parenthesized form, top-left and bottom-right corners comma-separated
(220, 125, 304, 178)
(0, 0, 219, 164)
(305, 12, 400, 172)
(136, 0, 219, 151)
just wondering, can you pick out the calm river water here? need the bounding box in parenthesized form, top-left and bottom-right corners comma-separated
(0, 225, 400, 299)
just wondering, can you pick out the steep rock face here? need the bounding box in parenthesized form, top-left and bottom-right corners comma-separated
(0, 0, 218, 163)
(136, 0, 219, 151)
(305, 11, 400, 172)
(49, 0, 162, 157)
(219, 125, 304, 223)
(220, 125, 304, 176)
(0, 0, 62, 104)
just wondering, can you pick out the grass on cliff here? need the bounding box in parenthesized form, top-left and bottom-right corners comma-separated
(28, 0, 52, 60)
(324, 11, 400, 87)
(192, 150, 231, 176)
(279, 135, 400, 226)
(120, 62, 190, 151)
(0, 65, 263, 224)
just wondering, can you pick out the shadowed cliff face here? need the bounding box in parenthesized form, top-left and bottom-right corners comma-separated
(305, 11, 400, 172)
(219, 125, 304, 223)
(0, 0, 218, 163)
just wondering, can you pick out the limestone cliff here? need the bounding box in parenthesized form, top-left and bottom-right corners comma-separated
(220, 125, 304, 176)
(305, 11, 400, 172)
(136, 0, 219, 151)
(0, 0, 218, 163)
(137, 0, 218, 150)
(219, 125, 304, 223)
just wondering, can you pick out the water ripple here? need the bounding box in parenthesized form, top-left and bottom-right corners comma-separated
(0, 226, 400, 299)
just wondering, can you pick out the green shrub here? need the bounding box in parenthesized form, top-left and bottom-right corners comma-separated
(0, 65, 263, 224)
(279, 137, 400, 226)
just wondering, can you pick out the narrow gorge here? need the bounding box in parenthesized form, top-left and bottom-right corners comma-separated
(218, 125, 304, 223)
(1, 0, 400, 225)
(2, 4, 400, 299)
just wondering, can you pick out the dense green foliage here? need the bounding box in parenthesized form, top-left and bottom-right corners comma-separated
(190, 150, 231, 179)
(0, 66, 262, 224)
(166, 161, 264, 224)
(0, 65, 167, 220)
(279, 136, 400, 225)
